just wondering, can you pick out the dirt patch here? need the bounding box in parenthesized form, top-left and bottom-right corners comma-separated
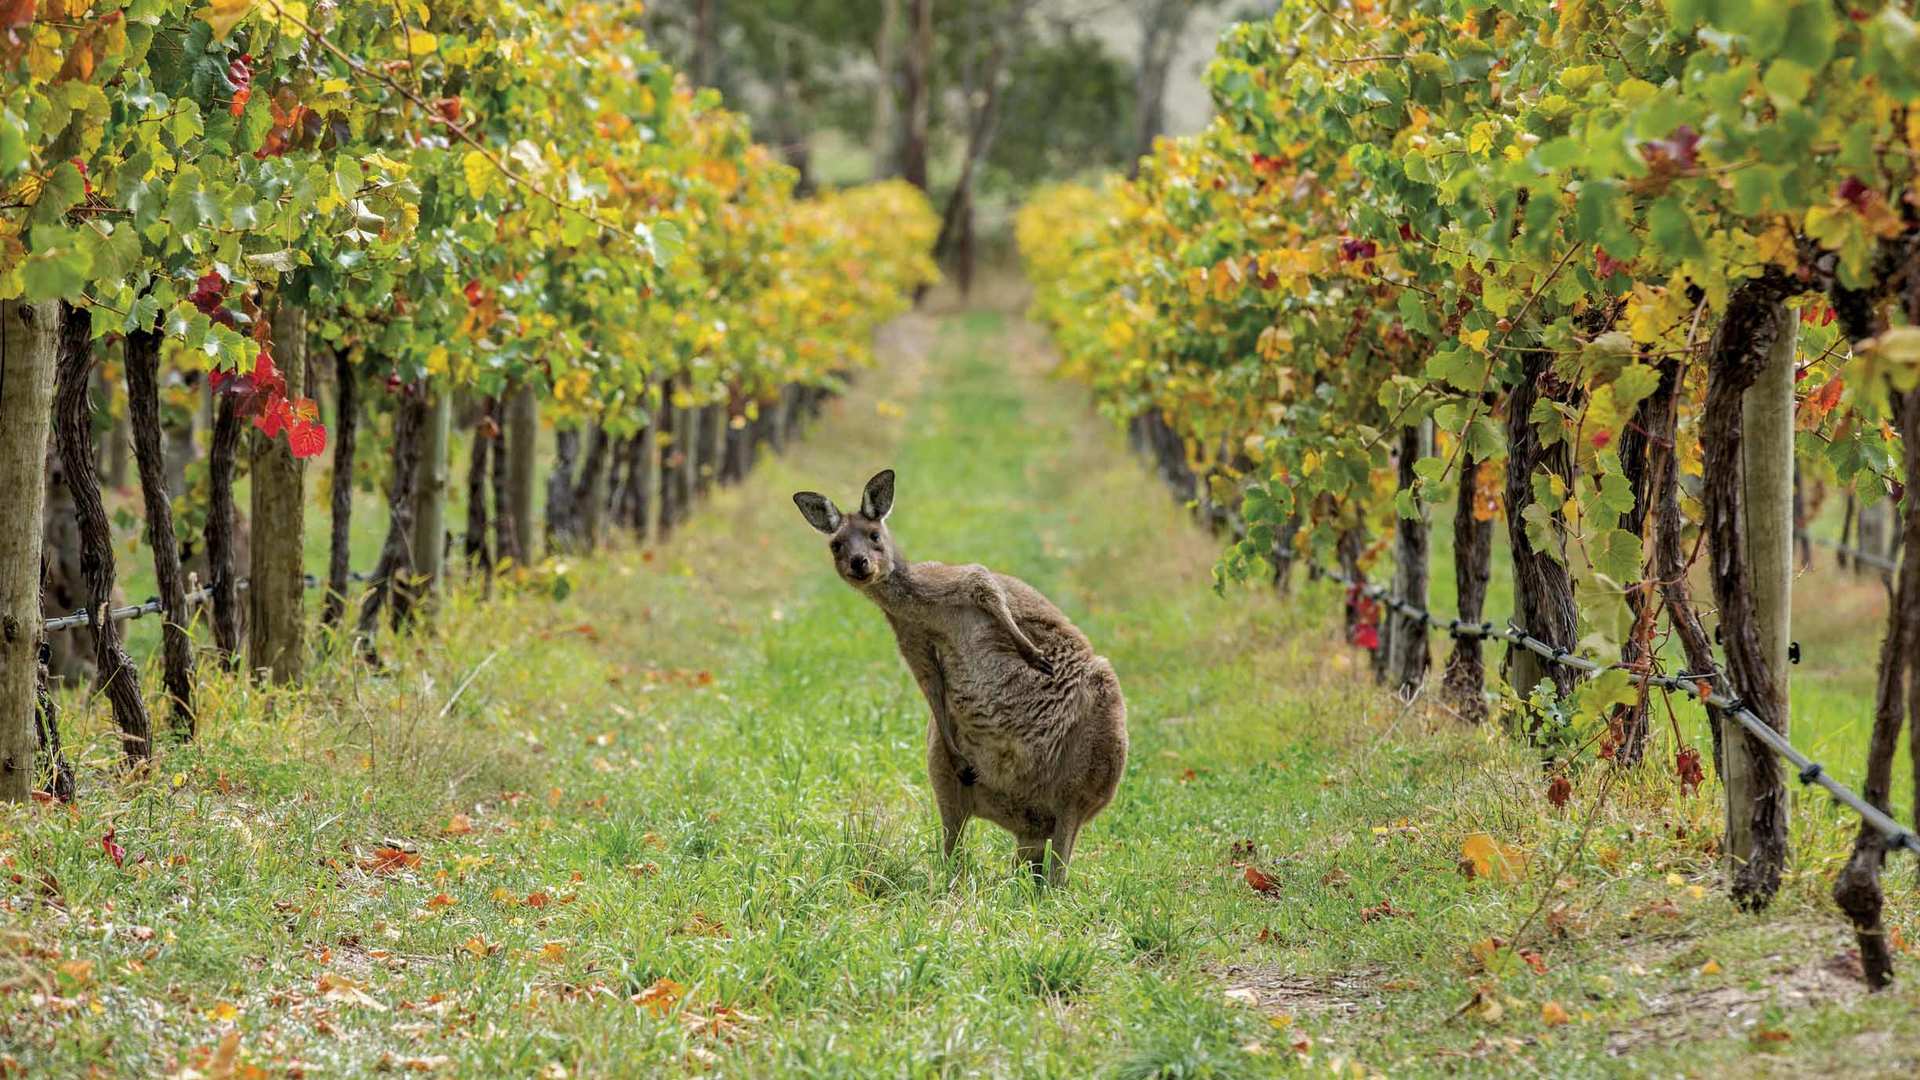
(1604, 947, 1866, 1056)
(1208, 962, 1386, 1018)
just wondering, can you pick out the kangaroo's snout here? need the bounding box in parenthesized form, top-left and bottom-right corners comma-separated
(848, 554, 873, 581)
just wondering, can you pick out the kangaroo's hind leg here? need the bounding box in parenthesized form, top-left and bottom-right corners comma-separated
(927, 721, 972, 861)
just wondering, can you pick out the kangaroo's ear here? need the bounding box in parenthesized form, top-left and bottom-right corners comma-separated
(793, 492, 842, 534)
(861, 469, 895, 521)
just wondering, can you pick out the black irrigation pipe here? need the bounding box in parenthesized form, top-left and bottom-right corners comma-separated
(1317, 565, 1920, 858)
(43, 571, 373, 632)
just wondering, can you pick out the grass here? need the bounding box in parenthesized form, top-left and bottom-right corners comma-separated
(4, 306, 1919, 1077)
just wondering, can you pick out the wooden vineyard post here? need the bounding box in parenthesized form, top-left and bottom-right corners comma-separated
(249, 301, 309, 684)
(1701, 277, 1796, 910)
(411, 387, 453, 596)
(0, 300, 60, 801)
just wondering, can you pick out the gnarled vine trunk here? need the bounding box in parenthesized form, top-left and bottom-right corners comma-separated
(1443, 452, 1495, 723)
(1503, 349, 1581, 722)
(466, 401, 494, 584)
(546, 427, 580, 554)
(1831, 246, 1920, 988)
(359, 391, 428, 642)
(124, 323, 195, 738)
(1388, 421, 1432, 696)
(54, 303, 151, 763)
(206, 388, 244, 660)
(322, 350, 359, 630)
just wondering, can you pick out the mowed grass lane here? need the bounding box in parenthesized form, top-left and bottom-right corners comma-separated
(4, 309, 1918, 1077)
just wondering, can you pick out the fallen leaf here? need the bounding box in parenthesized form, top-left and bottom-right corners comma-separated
(1698, 958, 1722, 976)
(1753, 1027, 1791, 1044)
(424, 892, 458, 910)
(205, 1030, 242, 1080)
(317, 973, 387, 1011)
(539, 941, 567, 963)
(1244, 866, 1278, 894)
(634, 977, 685, 1017)
(1223, 987, 1259, 1006)
(1360, 899, 1407, 922)
(441, 814, 474, 836)
(1541, 1001, 1570, 1026)
(462, 935, 498, 958)
(1460, 832, 1528, 883)
(362, 847, 421, 874)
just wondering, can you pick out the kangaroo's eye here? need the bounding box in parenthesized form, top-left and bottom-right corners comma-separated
(830, 540, 843, 554)
(869, 532, 882, 544)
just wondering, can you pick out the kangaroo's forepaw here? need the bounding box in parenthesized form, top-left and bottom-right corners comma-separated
(1027, 653, 1055, 677)
(957, 762, 979, 787)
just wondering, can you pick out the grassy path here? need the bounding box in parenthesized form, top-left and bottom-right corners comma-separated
(6, 309, 1920, 1077)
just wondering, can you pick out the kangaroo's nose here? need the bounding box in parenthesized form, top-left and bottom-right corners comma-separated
(849, 555, 871, 579)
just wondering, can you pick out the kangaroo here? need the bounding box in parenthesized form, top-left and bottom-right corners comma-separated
(793, 469, 1127, 884)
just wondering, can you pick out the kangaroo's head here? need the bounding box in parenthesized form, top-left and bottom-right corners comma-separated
(793, 469, 898, 588)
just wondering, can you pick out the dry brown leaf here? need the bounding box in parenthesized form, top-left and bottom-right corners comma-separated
(634, 977, 685, 1017)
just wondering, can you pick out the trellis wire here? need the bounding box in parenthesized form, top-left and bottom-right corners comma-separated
(1799, 529, 1900, 574)
(1318, 564, 1920, 857)
(43, 571, 373, 632)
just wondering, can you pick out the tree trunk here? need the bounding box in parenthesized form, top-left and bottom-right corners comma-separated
(359, 391, 428, 640)
(54, 303, 152, 763)
(248, 302, 308, 685)
(410, 387, 452, 600)
(1503, 349, 1582, 719)
(124, 324, 195, 739)
(901, 0, 934, 191)
(1701, 276, 1797, 911)
(573, 424, 612, 552)
(1130, 1, 1185, 173)
(465, 405, 493, 585)
(322, 350, 359, 629)
(1388, 422, 1433, 696)
(871, 0, 900, 179)
(1, 300, 60, 802)
(547, 427, 580, 555)
(505, 380, 538, 563)
(693, 0, 722, 89)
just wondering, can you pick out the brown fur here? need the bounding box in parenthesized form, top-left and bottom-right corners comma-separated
(794, 470, 1128, 884)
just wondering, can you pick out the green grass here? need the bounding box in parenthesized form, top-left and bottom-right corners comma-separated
(5, 308, 1919, 1077)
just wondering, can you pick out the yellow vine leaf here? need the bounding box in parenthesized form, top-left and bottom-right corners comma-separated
(200, 0, 255, 40)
